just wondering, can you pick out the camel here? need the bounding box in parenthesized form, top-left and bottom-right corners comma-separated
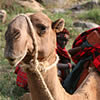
(4, 12, 100, 100)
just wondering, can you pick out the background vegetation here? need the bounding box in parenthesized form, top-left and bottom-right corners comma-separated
(0, 0, 100, 99)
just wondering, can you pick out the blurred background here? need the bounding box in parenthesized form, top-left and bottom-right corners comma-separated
(0, 0, 100, 99)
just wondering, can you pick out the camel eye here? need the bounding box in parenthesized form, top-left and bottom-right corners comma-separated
(40, 25, 46, 31)
(36, 24, 48, 36)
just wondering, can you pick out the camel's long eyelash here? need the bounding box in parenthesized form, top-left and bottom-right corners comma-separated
(12, 29, 21, 39)
(36, 24, 48, 36)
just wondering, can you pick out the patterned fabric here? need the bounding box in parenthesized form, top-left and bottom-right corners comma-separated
(63, 27, 100, 94)
(56, 44, 71, 80)
(15, 63, 28, 89)
(72, 27, 100, 71)
(56, 44, 71, 64)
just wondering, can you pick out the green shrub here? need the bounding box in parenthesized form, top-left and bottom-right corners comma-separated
(78, 8, 100, 24)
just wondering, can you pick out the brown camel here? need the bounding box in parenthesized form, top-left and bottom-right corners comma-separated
(4, 12, 100, 100)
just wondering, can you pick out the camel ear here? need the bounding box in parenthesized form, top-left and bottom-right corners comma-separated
(52, 18, 65, 33)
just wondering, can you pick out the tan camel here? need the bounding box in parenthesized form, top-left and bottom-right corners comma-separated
(4, 12, 100, 100)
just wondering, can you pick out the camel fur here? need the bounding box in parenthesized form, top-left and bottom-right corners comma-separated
(4, 12, 100, 100)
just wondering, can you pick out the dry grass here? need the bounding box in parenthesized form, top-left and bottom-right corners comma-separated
(0, 0, 16, 9)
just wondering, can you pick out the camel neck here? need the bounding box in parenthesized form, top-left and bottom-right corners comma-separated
(26, 68, 54, 100)
(25, 51, 91, 100)
(42, 66, 69, 100)
(40, 52, 70, 100)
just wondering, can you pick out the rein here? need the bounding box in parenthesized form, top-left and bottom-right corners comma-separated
(38, 54, 59, 72)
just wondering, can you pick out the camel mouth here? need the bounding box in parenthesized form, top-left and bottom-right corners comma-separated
(8, 51, 27, 66)
(8, 56, 22, 66)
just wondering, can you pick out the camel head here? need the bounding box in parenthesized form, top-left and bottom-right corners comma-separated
(4, 12, 65, 66)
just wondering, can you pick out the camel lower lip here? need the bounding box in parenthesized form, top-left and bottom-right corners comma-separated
(7, 51, 27, 66)
(8, 55, 26, 66)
